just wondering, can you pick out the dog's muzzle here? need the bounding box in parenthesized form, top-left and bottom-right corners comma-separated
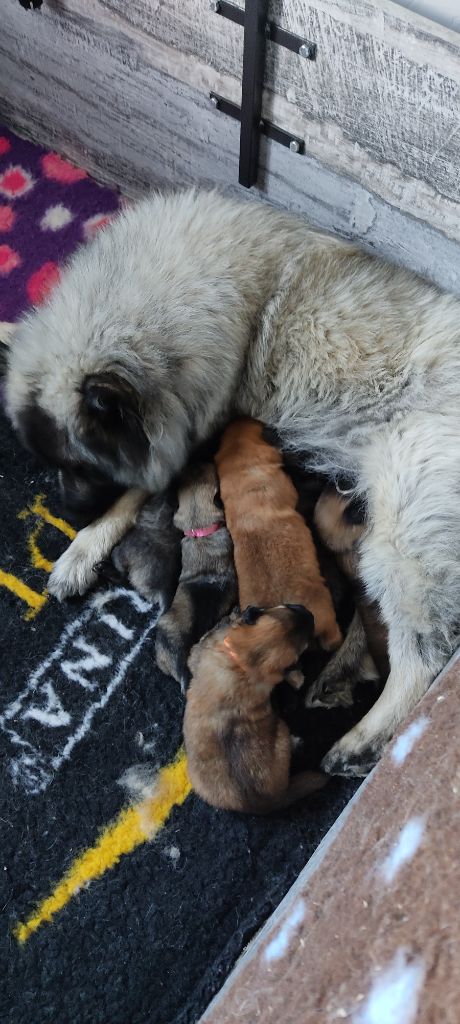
(58, 467, 124, 527)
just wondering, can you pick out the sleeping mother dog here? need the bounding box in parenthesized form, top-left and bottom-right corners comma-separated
(5, 189, 460, 777)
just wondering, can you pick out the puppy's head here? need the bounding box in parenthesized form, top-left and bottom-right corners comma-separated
(5, 194, 245, 514)
(222, 603, 314, 685)
(314, 486, 366, 553)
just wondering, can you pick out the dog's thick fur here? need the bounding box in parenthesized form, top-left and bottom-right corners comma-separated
(184, 605, 326, 813)
(155, 462, 237, 688)
(306, 487, 389, 710)
(215, 418, 342, 652)
(6, 189, 460, 776)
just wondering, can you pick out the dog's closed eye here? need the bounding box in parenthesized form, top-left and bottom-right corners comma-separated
(82, 372, 139, 421)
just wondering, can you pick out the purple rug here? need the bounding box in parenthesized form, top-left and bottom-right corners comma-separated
(0, 125, 120, 322)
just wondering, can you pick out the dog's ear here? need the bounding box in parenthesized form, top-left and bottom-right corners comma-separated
(241, 605, 263, 625)
(81, 371, 149, 462)
(82, 372, 140, 422)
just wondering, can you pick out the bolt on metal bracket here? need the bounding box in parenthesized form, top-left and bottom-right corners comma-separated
(209, 0, 317, 59)
(208, 0, 314, 187)
(209, 92, 304, 157)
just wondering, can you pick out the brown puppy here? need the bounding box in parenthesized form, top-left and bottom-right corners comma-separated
(155, 462, 237, 689)
(184, 605, 326, 813)
(307, 487, 389, 708)
(215, 418, 342, 652)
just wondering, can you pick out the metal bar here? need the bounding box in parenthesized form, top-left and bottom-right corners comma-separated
(269, 23, 316, 59)
(209, 92, 304, 154)
(209, 1, 316, 60)
(263, 120, 304, 153)
(238, 0, 268, 188)
(209, 0, 244, 27)
(209, 93, 242, 121)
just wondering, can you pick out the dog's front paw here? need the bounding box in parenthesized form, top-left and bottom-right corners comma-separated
(321, 728, 384, 778)
(48, 536, 99, 601)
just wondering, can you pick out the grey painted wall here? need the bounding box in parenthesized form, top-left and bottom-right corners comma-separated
(1, 0, 459, 294)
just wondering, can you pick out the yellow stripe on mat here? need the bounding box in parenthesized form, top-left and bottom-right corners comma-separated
(0, 568, 47, 618)
(19, 495, 77, 541)
(14, 749, 191, 944)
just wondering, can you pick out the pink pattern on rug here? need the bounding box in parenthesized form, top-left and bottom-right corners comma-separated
(0, 166, 35, 199)
(41, 152, 88, 184)
(26, 261, 61, 305)
(0, 125, 120, 321)
(0, 245, 21, 276)
(0, 205, 15, 232)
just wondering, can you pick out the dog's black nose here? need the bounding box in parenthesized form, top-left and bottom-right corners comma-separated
(285, 604, 314, 629)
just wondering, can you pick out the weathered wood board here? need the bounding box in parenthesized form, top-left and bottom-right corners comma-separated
(84, 0, 460, 239)
(1, 0, 460, 295)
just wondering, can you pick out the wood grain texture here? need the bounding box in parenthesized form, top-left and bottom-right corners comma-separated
(88, 0, 460, 239)
(1, 0, 460, 296)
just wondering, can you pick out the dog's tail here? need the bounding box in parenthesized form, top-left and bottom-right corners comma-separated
(247, 770, 327, 814)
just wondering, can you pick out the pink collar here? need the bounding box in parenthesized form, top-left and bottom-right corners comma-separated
(183, 522, 223, 538)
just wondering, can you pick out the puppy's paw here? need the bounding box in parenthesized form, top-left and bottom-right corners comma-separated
(321, 728, 384, 778)
(48, 536, 99, 600)
(284, 666, 305, 690)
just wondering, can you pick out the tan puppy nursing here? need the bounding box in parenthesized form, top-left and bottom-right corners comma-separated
(215, 418, 342, 652)
(314, 486, 389, 683)
(183, 605, 326, 813)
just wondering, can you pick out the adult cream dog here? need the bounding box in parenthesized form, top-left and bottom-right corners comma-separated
(6, 189, 460, 776)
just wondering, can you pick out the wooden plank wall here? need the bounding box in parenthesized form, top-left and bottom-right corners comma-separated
(1, 0, 459, 294)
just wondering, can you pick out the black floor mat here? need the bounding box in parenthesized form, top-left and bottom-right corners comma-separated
(0, 407, 372, 1024)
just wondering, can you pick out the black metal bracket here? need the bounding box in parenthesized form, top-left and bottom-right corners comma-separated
(238, 0, 268, 187)
(210, 93, 304, 155)
(209, 0, 315, 188)
(209, 1, 316, 60)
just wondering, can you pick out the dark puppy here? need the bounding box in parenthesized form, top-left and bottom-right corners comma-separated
(99, 487, 182, 609)
(155, 462, 237, 689)
(184, 605, 326, 813)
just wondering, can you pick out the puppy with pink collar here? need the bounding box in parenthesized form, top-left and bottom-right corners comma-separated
(155, 462, 237, 690)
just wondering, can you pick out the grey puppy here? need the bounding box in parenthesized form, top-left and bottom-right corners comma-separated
(155, 462, 238, 690)
(99, 488, 181, 609)
(6, 189, 460, 777)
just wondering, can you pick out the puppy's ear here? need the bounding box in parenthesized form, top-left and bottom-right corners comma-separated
(285, 604, 315, 633)
(241, 605, 263, 625)
(187, 644, 201, 677)
(82, 372, 140, 422)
